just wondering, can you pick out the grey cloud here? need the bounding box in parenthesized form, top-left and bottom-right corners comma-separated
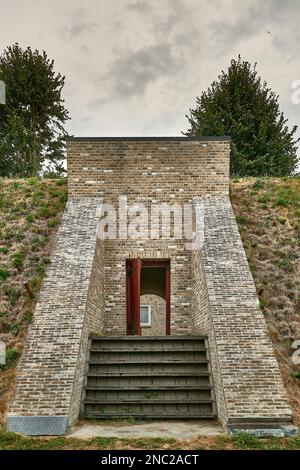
(210, 0, 300, 54)
(127, 0, 194, 40)
(267, 0, 299, 20)
(58, 9, 98, 40)
(209, 4, 266, 53)
(127, 0, 153, 14)
(90, 43, 181, 108)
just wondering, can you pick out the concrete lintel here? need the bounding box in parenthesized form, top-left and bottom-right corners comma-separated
(6, 416, 69, 436)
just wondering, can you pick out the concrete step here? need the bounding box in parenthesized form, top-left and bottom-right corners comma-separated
(82, 336, 215, 420)
(84, 398, 214, 405)
(85, 388, 213, 401)
(82, 412, 217, 419)
(90, 347, 207, 353)
(85, 385, 212, 390)
(88, 359, 209, 365)
(87, 371, 210, 377)
(87, 375, 211, 387)
(90, 336, 207, 350)
(84, 402, 215, 417)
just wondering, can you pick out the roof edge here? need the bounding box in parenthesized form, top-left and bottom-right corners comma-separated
(66, 136, 231, 142)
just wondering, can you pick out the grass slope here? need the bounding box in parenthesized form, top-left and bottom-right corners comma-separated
(0, 176, 299, 449)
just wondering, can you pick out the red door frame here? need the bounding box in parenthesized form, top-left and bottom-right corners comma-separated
(126, 259, 171, 336)
(126, 259, 142, 335)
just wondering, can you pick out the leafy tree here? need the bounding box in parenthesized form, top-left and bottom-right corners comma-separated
(185, 56, 299, 176)
(0, 43, 69, 177)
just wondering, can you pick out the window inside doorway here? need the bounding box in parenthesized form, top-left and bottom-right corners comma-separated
(140, 305, 151, 327)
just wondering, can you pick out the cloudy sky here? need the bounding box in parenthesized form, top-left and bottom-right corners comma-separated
(0, 0, 299, 148)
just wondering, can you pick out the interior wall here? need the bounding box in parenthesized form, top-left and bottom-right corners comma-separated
(140, 294, 166, 336)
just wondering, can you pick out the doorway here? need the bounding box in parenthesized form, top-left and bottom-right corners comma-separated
(126, 259, 170, 336)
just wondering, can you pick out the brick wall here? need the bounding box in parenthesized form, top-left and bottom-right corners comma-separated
(7, 198, 104, 435)
(192, 196, 294, 432)
(67, 137, 230, 200)
(140, 294, 166, 336)
(68, 137, 230, 337)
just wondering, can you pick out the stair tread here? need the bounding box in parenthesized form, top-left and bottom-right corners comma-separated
(90, 348, 207, 353)
(91, 336, 207, 341)
(83, 413, 217, 419)
(84, 398, 213, 404)
(85, 385, 212, 390)
(87, 371, 210, 377)
(88, 359, 209, 365)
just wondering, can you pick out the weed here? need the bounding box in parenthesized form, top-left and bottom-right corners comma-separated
(28, 177, 38, 186)
(56, 179, 66, 186)
(234, 433, 263, 449)
(277, 258, 292, 271)
(26, 213, 35, 223)
(259, 298, 268, 310)
(12, 251, 25, 271)
(0, 268, 10, 282)
(36, 265, 46, 276)
(4, 286, 21, 306)
(236, 215, 248, 225)
(257, 193, 272, 204)
(252, 179, 265, 190)
(23, 311, 34, 323)
(273, 197, 289, 207)
(3, 348, 20, 370)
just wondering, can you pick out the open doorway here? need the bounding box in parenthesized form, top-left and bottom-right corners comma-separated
(126, 259, 170, 336)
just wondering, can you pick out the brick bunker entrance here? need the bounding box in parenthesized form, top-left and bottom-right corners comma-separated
(6, 137, 296, 435)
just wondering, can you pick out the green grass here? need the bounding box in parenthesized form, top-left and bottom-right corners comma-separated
(235, 215, 248, 225)
(257, 193, 272, 204)
(4, 286, 21, 306)
(12, 250, 25, 271)
(0, 268, 10, 282)
(1, 349, 20, 370)
(252, 179, 265, 191)
(0, 430, 300, 450)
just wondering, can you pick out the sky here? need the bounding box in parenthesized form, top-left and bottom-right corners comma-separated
(0, 0, 299, 152)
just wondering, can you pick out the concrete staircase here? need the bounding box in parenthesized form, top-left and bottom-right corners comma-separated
(82, 336, 216, 419)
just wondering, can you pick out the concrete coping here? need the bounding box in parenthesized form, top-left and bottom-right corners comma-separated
(66, 136, 231, 142)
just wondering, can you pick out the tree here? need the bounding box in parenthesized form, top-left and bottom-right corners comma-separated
(0, 43, 69, 177)
(184, 56, 299, 176)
